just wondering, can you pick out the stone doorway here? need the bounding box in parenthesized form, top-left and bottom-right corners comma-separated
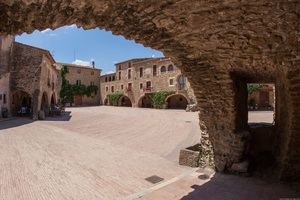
(40, 92, 49, 116)
(166, 94, 188, 109)
(138, 95, 153, 108)
(119, 96, 132, 107)
(11, 90, 32, 117)
(74, 95, 83, 106)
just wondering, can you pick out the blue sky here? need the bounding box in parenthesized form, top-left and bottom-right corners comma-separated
(16, 25, 164, 74)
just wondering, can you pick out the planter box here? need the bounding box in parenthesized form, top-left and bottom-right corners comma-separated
(179, 144, 200, 167)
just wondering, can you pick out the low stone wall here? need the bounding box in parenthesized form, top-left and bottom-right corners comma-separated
(179, 144, 200, 167)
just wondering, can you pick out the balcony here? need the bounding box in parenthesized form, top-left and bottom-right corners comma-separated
(126, 87, 133, 92)
(143, 87, 152, 93)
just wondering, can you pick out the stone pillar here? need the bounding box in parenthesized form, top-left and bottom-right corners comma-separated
(32, 89, 40, 120)
(184, 62, 248, 172)
(276, 61, 300, 180)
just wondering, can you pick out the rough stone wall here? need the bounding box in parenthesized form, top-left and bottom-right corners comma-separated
(0, 0, 299, 180)
(100, 58, 195, 107)
(10, 42, 59, 119)
(0, 73, 10, 117)
(64, 64, 101, 106)
(38, 55, 60, 110)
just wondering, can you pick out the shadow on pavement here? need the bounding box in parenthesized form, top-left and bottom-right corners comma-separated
(180, 173, 300, 200)
(44, 111, 72, 121)
(0, 118, 33, 130)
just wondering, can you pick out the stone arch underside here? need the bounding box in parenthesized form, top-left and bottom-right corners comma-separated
(1, 0, 299, 180)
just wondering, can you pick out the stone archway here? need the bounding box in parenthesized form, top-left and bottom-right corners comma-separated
(166, 94, 188, 109)
(119, 96, 132, 107)
(50, 93, 56, 106)
(41, 92, 49, 116)
(138, 95, 153, 108)
(1, 1, 299, 180)
(11, 90, 32, 116)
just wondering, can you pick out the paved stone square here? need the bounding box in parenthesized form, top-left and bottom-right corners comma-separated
(0, 106, 200, 200)
(0, 108, 297, 200)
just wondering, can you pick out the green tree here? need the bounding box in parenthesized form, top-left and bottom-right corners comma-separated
(247, 84, 262, 94)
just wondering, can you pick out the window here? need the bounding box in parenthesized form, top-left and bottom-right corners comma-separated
(3, 94, 6, 104)
(118, 66, 121, 70)
(139, 67, 143, 77)
(91, 71, 94, 75)
(0, 94, 2, 101)
(119, 71, 121, 80)
(90, 81, 94, 86)
(105, 77, 108, 82)
(121, 84, 124, 90)
(112, 76, 115, 81)
(127, 83, 132, 91)
(178, 75, 186, 90)
(140, 83, 143, 89)
(168, 64, 174, 72)
(77, 69, 81, 74)
(169, 78, 174, 86)
(109, 77, 111, 82)
(111, 86, 114, 93)
(146, 81, 151, 89)
(128, 69, 131, 79)
(153, 65, 157, 76)
(76, 80, 81, 85)
(160, 66, 166, 73)
(106, 86, 108, 92)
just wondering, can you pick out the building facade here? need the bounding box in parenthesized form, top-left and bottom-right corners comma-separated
(100, 58, 196, 109)
(0, 36, 60, 119)
(0, 35, 14, 117)
(60, 63, 101, 106)
(248, 84, 275, 110)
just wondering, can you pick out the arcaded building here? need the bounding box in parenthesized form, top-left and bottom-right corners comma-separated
(60, 63, 101, 106)
(0, 36, 60, 120)
(100, 57, 196, 109)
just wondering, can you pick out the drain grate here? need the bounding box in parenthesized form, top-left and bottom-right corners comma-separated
(145, 175, 164, 184)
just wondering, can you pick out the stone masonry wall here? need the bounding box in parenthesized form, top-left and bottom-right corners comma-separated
(64, 64, 101, 106)
(100, 58, 196, 107)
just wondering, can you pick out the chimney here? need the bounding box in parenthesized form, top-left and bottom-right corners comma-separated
(92, 61, 95, 68)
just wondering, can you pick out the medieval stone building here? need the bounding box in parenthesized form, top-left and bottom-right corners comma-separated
(100, 57, 196, 109)
(59, 63, 101, 106)
(0, 36, 60, 120)
(248, 84, 275, 110)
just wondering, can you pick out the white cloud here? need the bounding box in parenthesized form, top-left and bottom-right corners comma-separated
(41, 28, 51, 33)
(65, 24, 77, 29)
(72, 59, 90, 66)
(103, 71, 114, 75)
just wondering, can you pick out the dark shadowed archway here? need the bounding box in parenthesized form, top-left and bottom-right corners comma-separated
(166, 94, 188, 109)
(138, 95, 153, 108)
(11, 90, 32, 116)
(41, 92, 49, 116)
(119, 96, 132, 107)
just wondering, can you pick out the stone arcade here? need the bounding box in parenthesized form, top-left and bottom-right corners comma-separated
(0, 1, 299, 180)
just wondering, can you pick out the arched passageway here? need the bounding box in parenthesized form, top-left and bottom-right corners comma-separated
(119, 96, 132, 107)
(138, 95, 153, 108)
(103, 98, 110, 106)
(166, 94, 188, 109)
(11, 90, 32, 116)
(1, 1, 300, 180)
(50, 93, 56, 106)
(41, 92, 49, 116)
